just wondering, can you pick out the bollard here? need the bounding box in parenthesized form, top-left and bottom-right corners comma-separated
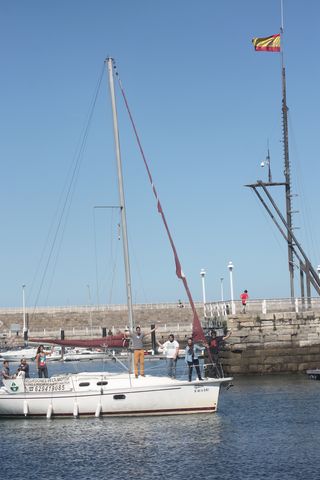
(151, 324, 156, 353)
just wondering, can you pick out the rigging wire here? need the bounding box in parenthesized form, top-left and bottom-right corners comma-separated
(93, 208, 100, 306)
(288, 113, 320, 265)
(93, 206, 121, 307)
(30, 63, 105, 316)
(249, 188, 287, 256)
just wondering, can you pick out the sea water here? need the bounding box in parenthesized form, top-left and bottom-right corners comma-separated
(0, 359, 319, 480)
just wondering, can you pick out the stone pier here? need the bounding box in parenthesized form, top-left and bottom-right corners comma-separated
(222, 311, 320, 374)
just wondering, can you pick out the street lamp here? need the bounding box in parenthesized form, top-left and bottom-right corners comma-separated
(87, 284, 93, 336)
(260, 147, 272, 183)
(200, 268, 206, 306)
(227, 261, 235, 314)
(22, 284, 27, 344)
(220, 277, 224, 302)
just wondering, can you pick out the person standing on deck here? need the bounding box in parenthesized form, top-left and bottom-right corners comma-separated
(240, 290, 249, 313)
(125, 326, 157, 378)
(158, 334, 180, 379)
(35, 345, 51, 378)
(204, 329, 232, 378)
(1, 360, 11, 384)
(185, 338, 203, 382)
(17, 358, 30, 378)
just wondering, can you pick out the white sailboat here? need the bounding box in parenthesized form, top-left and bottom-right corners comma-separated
(63, 348, 108, 362)
(0, 347, 37, 362)
(0, 345, 62, 362)
(0, 58, 231, 418)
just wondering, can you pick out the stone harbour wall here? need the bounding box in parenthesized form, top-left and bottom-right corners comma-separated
(222, 311, 320, 374)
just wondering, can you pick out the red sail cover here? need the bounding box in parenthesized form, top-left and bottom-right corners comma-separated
(29, 335, 125, 348)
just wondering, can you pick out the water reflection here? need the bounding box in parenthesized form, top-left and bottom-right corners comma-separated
(1, 366, 320, 479)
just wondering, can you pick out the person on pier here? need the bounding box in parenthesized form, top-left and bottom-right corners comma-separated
(240, 290, 249, 313)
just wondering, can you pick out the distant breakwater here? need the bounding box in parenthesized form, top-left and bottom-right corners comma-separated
(1, 303, 320, 375)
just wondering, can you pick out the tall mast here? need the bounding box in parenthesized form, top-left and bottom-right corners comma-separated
(106, 57, 134, 331)
(280, 0, 295, 299)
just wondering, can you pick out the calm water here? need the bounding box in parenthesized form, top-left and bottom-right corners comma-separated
(0, 359, 319, 480)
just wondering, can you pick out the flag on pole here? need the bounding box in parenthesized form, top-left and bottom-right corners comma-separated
(252, 34, 280, 52)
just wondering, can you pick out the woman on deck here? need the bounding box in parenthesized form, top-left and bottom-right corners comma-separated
(35, 345, 50, 378)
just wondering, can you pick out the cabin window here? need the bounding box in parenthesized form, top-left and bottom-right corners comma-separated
(113, 394, 126, 400)
(79, 382, 90, 387)
(97, 381, 108, 386)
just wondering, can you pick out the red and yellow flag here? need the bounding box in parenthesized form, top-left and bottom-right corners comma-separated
(252, 34, 280, 52)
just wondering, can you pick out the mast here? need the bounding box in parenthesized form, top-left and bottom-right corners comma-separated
(280, 0, 295, 299)
(106, 57, 134, 331)
(247, 0, 320, 303)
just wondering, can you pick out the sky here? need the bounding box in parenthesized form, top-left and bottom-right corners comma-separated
(1, 0, 320, 308)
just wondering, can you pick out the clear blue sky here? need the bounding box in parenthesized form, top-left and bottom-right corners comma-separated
(0, 0, 319, 308)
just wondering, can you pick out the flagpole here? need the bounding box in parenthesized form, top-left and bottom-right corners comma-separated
(280, 0, 295, 300)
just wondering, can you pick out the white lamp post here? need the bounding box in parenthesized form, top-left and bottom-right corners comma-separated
(22, 284, 26, 333)
(228, 261, 235, 314)
(220, 277, 224, 302)
(87, 284, 93, 336)
(200, 268, 206, 308)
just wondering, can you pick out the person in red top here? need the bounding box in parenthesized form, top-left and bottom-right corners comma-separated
(240, 290, 249, 313)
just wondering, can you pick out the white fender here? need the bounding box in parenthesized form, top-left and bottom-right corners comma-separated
(46, 404, 53, 419)
(73, 402, 79, 417)
(95, 403, 102, 417)
(23, 400, 28, 416)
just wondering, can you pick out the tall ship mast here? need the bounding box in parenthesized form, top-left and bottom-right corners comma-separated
(247, 1, 320, 305)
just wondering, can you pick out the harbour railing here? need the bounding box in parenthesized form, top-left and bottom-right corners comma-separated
(205, 297, 320, 317)
(0, 298, 320, 316)
(0, 302, 199, 315)
(2, 323, 193, 340)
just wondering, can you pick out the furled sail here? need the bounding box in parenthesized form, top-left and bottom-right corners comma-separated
(29, 334, 126, 349)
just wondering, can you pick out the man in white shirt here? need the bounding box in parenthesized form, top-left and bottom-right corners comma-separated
(158, 334, 180, 379)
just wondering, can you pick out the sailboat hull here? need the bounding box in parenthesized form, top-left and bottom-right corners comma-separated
(0, 372, 231, 417)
